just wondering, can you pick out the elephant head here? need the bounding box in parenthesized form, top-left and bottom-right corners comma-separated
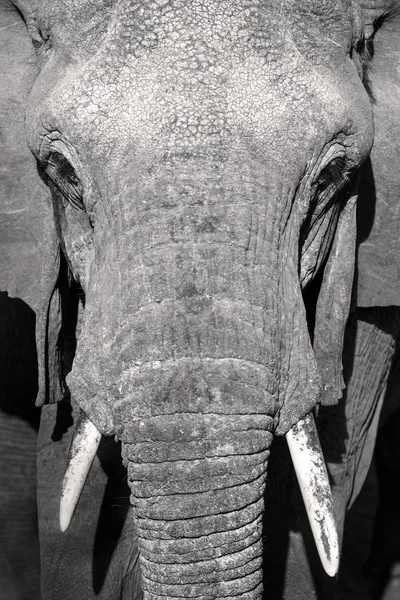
(1, 0, 374, 597)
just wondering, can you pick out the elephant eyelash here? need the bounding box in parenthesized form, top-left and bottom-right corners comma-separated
(308, 177, 350, 232)
(299, 179, 350, 278)
(299, 160, 350, 248)
(302, 187, 347, 248)
(314, 157, 350, 212)
(317, 156, 346, 193)
(316, 175, 350, 216)
(44, 152, 85, 210)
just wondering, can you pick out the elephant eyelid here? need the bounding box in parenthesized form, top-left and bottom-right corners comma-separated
(316, 156, 347, 194)
(49, 153, 79, 183)
(24, 10, 52, 53)
(311, 156, 351, 217)
(311, 173, 350, 227)
(299, 160, 351, 247)
(308, 184, 348, 236)
(43, 152, 85, 211)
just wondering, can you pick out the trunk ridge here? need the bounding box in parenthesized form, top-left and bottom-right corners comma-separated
(123, 426, 270, 599)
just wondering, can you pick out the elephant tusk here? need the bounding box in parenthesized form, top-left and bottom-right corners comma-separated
(59, 413, 101, 532)
(286, 412, 339, 577)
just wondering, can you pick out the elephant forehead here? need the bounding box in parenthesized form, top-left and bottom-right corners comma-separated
(36, 0, 352, 51)
(31, 0, 364, 169)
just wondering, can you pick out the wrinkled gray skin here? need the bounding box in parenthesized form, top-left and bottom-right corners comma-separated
(1, 0, 397, 598)
(333, 4, 400, 598)
(308, 3, 400, 599)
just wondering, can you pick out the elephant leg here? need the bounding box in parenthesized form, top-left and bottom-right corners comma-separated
(337, 348, 400, 600)
(262, 307, 400, 599)
(317, 307, 400, 599)
(360, 356, 400, 598)
(0, 411, 40, 600)
(369, 412, 400, 598)
(37, 400, 142, 600)
(334, 456, 379, 600)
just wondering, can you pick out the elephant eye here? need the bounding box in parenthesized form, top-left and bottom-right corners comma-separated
(298, 156, 353, 288)
(299, 156, 351, 282)
(302, 156, 349, 239)
(44, 152, 85, 210)
(25, 12, 52, 54)
(315, 156, 347, 200)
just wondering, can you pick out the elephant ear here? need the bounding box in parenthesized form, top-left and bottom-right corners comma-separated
(312, 181, 359, 406)
(0, 1, 67, 406)
(356, 5, 400, 306)
(35, 229, 71, 407)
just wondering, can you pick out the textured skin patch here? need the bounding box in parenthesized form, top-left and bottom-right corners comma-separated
(17, 0, 375, 597)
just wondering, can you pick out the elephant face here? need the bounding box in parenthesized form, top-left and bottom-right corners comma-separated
(10, 0, 373, 597)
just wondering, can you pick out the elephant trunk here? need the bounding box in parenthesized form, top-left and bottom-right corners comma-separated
(122, 415, 273, 598)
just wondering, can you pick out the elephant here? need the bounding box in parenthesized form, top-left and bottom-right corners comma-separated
(319, 3, 400, 598)
(1, 0, 398, 598)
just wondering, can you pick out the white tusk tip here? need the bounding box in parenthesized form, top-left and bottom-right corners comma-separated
(59, 415, 101, 532)
(286, 412, 340, 578)
(59, 511, 72, 533)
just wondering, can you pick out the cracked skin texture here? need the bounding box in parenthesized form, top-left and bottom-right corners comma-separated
(3, 0, 376, 597)
(25, 0, 373, 432)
